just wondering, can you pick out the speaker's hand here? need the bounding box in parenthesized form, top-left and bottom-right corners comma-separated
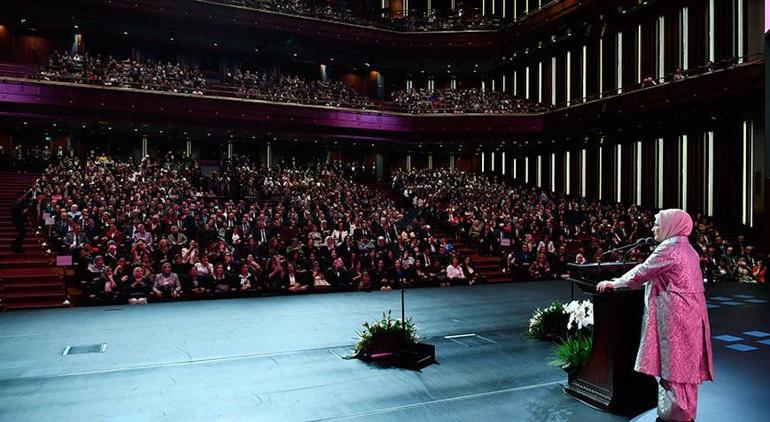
(596, 280, 616, 293)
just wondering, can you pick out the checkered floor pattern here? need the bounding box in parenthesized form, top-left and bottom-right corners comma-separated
(707, 294, 769, 352)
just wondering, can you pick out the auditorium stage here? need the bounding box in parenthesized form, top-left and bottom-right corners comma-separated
(0, 281, 768, 421)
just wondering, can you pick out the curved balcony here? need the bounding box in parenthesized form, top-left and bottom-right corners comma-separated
(0, 77, 544, 142)
(6, 0, 503, 56)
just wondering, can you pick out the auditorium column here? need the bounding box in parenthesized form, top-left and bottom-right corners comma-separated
(185, 140, 192, 157)
(141, 135, 148, 158)
(227, 140, 233, 159)
(375, 153, 384, 182)
(266, 142, 272, 169)
(406, 154, 412, 172)
(428, 153, 433, 169)
(449, 153, 455, 170)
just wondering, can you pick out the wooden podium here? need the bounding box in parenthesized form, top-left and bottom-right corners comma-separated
(565, 263, 657, 415)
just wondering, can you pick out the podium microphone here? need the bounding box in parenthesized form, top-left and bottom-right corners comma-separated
(596, 238, 654, 276)
(603, 237, 654, 256)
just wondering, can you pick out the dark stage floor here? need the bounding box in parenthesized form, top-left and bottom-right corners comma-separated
(0, 281, 768, 421)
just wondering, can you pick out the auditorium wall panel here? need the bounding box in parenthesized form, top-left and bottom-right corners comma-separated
(585, 145, 599, 199)
(412, 154, 428, 170)
(542, 58, 551, 105)
(622, 139, 635, 205)
(687, 1, 707, 68)
(554, 151, 565, 195)
(0, 133, 12, 152)
(568, 45, 581, 103)
(661, 135, 679, 209)
(601, 33, 615, 95)
(555, 53, 566, 106)
(713, 123, 742, 230)
(542, 152, 552, 191)
(641, 137, 657, 210)
(454, 153, 474, 172)
(389, 0, 404, 16)
(622, 25, 637, 90)
(664, 7, 680, 74)
(567, 148, 579, 196)
(585, 41, 600, 99)
(328, 149, 344, 162)
(639, 20, 654, 82)
(683, 129, 699, 214)
(714, 0, 734, 62)
(528, 61, 538, 102)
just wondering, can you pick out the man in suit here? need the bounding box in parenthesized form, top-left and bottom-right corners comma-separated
(417, 247, 434, 269)
(255, 221, 269, 246)
(10, 192, 28, 253)
(64, 224, 88, 256)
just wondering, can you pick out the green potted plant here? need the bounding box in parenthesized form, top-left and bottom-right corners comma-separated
(354, 311, 420, 360)
(550, 334, 593, 375)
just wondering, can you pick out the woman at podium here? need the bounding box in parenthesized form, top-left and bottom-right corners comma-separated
(597, 209, 714, 422)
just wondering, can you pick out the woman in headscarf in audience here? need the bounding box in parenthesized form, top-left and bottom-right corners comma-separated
(597, 209, 714, 422)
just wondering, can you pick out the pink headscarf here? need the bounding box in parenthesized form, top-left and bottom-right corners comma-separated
(655, 209, 693, 241)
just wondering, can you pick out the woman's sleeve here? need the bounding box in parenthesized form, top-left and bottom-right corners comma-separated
(612, 247, 674, 289)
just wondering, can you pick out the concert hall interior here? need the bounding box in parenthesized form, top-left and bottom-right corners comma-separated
(0, 1, 768, 421)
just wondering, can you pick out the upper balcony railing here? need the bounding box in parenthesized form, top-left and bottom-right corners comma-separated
(549, 53, 765, 110)
(203, 1, 501, 32)
(29, 52, 547, 115)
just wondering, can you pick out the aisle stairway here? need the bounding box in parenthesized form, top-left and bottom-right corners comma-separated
(0, 173, 66, 310)
(369, 182, 512, 285)
(431, 227, 512, 284)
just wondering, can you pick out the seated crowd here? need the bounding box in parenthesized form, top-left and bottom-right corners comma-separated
(216, 1, 499, 31)
(391, 88, 551, 114)
(0, 144, 66, 172)
(392, 168, 767, 283)
(35, 51, 548, 114)
(40, 51, 207, 94)
(224, 69, 373, 108)
(30, 154, 485, 306)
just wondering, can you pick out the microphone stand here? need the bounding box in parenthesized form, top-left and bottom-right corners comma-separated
(400, 278, 407, 346)
(621, 248, 634, 274)
(597, 239, 647, 283)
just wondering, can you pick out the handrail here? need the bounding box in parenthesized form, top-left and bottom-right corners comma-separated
(549, 53, 764, 110)
(199, 1, 502, 32)
(10, 53, 761, 117)
(32, 66, 547, 115)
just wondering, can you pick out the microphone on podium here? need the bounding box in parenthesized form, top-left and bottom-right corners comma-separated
(594, 238, 656, 277)
(603, 237, 655, 256)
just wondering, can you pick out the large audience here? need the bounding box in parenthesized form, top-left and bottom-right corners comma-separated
(40, 51, 207, 95)
(36, 51, 544, 113)
(22, 155, 766, 307)
(392, 168, 767, 283)
(30, 154, 490, 306)
(224, 69, 373, 108)
(391, 88, 551, 114)
(216, 1, 499, 31)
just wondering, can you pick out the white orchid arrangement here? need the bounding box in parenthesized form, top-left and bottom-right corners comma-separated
(563, 300, 594, 332)
(526, 300, 594, 341)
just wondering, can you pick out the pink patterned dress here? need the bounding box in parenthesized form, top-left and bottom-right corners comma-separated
(614, 235, 714, 384)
